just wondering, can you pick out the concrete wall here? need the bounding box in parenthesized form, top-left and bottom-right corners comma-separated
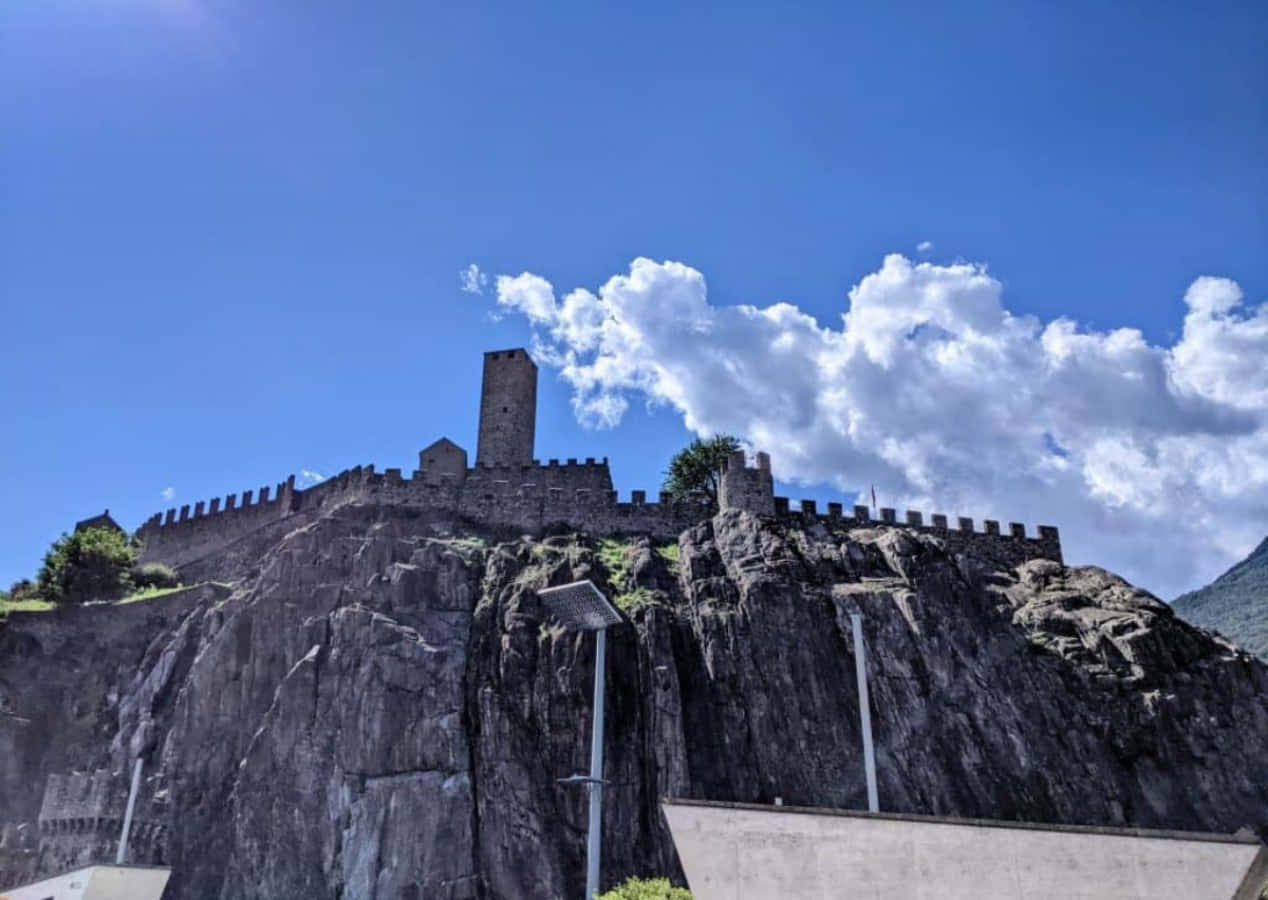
(2, 864, 170, 900)
(476, 348, 537, 466)
(662, 800, 1268, 900)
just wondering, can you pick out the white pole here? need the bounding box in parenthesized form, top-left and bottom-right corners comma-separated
(585, 627, 607, 899)
(851, 613, 879, 813)
(116, 757, 143, 864)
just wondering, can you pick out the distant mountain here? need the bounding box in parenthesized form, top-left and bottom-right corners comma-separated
(1173, 537, 1268, 660)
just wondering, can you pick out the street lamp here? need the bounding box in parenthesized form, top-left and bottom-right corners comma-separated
(539, 579, 623, 900)
(851, 612, 879, 813)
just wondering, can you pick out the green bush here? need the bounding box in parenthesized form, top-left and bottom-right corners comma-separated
(132, 562, 181, 590)
(37, 527, 136, 604)
(598, 877, 692, 899)
(5, 578, 39, 604)
(0, 578, 56, 619)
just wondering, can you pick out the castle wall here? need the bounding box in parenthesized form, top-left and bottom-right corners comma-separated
(135, 476, 297, 569)
(773, 498, 1063, 568)
(36, 770, 168, 875)
(137, 454, 1061, 573)
(476, 348, 537, 466)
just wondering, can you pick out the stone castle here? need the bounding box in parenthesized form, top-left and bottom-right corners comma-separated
(135, 348, 1061, 570)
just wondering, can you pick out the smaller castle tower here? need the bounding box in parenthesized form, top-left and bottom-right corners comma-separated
(476, 349, 537, 467)
(718, 449, 775, 516)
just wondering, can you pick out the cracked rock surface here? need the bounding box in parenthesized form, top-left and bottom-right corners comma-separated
(1, 506, 1266, 898)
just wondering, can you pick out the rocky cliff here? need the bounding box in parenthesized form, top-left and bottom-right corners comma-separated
(1, 504, 1266, 898)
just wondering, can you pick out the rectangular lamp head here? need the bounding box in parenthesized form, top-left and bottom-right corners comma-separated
(538, 579, 622, 631)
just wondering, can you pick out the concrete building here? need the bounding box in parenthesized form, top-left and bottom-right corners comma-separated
(662, 799, 1268, 900)
(0, 864, 170, 900)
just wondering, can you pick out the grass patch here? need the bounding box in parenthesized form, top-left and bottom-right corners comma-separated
(117, 584, 191, 605)
(613, 587, 668, 615)
(655, 542, 680, 575)
(598, 538, 634, 582)
(0, 596, 55, 620)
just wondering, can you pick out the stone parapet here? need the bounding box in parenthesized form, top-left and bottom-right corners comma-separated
(136, 450, 1062, 572)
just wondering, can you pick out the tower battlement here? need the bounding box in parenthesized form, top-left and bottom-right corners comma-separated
(476, 348, 537, 467)
(718, 449, 774, 516)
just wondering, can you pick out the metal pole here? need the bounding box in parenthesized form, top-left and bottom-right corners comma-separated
(116, 757, 143, 864)
(851, 613, 879, 813)
(586, 627, 607, 899)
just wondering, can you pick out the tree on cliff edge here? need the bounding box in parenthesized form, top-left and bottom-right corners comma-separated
(662, 434, 741, 510)
(37, 526, 136, 604)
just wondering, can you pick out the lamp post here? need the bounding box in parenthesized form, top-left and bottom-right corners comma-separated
(539, 579, 623, 900)
(851, 612, 879, 813)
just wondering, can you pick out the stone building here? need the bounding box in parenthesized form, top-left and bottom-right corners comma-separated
(72, 511, 124, 536)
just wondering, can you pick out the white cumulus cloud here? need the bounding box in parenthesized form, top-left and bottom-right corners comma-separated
(300, 469, 326, 485)
(160, 487, 176, 501)
(460, 264, 489, 295)
(916, 240, 933, 253)
(490, 255, 1268, 598)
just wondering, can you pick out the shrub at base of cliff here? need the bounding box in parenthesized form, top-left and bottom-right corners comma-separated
(36, 526, 136, 604)
(598, 876, 693, 899)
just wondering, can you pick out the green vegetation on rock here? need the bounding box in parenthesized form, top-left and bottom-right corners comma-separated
(1173, 536, 1268, 660)
(593, 542, 634, 585)
(655, 542, 680, 576)
(613, 586, 660, 614)
(598, 876, 692, 900)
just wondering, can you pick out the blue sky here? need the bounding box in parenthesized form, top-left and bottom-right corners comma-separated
(2, 1, 1264, 597)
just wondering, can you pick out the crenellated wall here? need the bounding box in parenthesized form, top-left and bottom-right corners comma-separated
(35, 769, 167, 876)
(771, 498, 1062, 568)
(135, 449, 1061, 572)
(135, 475, 298, 568)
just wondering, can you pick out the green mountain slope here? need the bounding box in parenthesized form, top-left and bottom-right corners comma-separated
(1173, 536, 1268, 660)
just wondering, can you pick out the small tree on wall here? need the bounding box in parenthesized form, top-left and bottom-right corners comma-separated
(37, 527, 136, 604)
(661, 434, 742, 510)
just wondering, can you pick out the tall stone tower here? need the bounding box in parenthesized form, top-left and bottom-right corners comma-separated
(476, 348, 537, 466)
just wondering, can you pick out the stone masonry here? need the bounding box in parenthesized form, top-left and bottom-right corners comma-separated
(134, 348, 1063, 571)
(476, 348, 537, 467)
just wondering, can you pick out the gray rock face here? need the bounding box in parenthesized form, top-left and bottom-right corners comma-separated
(1, 507, 1265, 898)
